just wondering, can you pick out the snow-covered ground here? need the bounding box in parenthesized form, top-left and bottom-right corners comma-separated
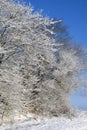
(0, 111, 87, 130)
(0, 89, 87, 130)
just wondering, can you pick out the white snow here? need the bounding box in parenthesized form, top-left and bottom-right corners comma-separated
(0, 111, 87, 130)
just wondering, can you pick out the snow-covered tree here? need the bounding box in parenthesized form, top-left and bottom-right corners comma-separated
(0, 0, 87, 123)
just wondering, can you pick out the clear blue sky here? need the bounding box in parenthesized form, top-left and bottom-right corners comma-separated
(16, 0, 87, 48)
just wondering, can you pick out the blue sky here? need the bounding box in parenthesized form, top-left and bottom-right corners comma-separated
(16, 0, 87, 48)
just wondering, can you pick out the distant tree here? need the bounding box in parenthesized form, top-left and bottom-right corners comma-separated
(0, 0, 87, 123)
